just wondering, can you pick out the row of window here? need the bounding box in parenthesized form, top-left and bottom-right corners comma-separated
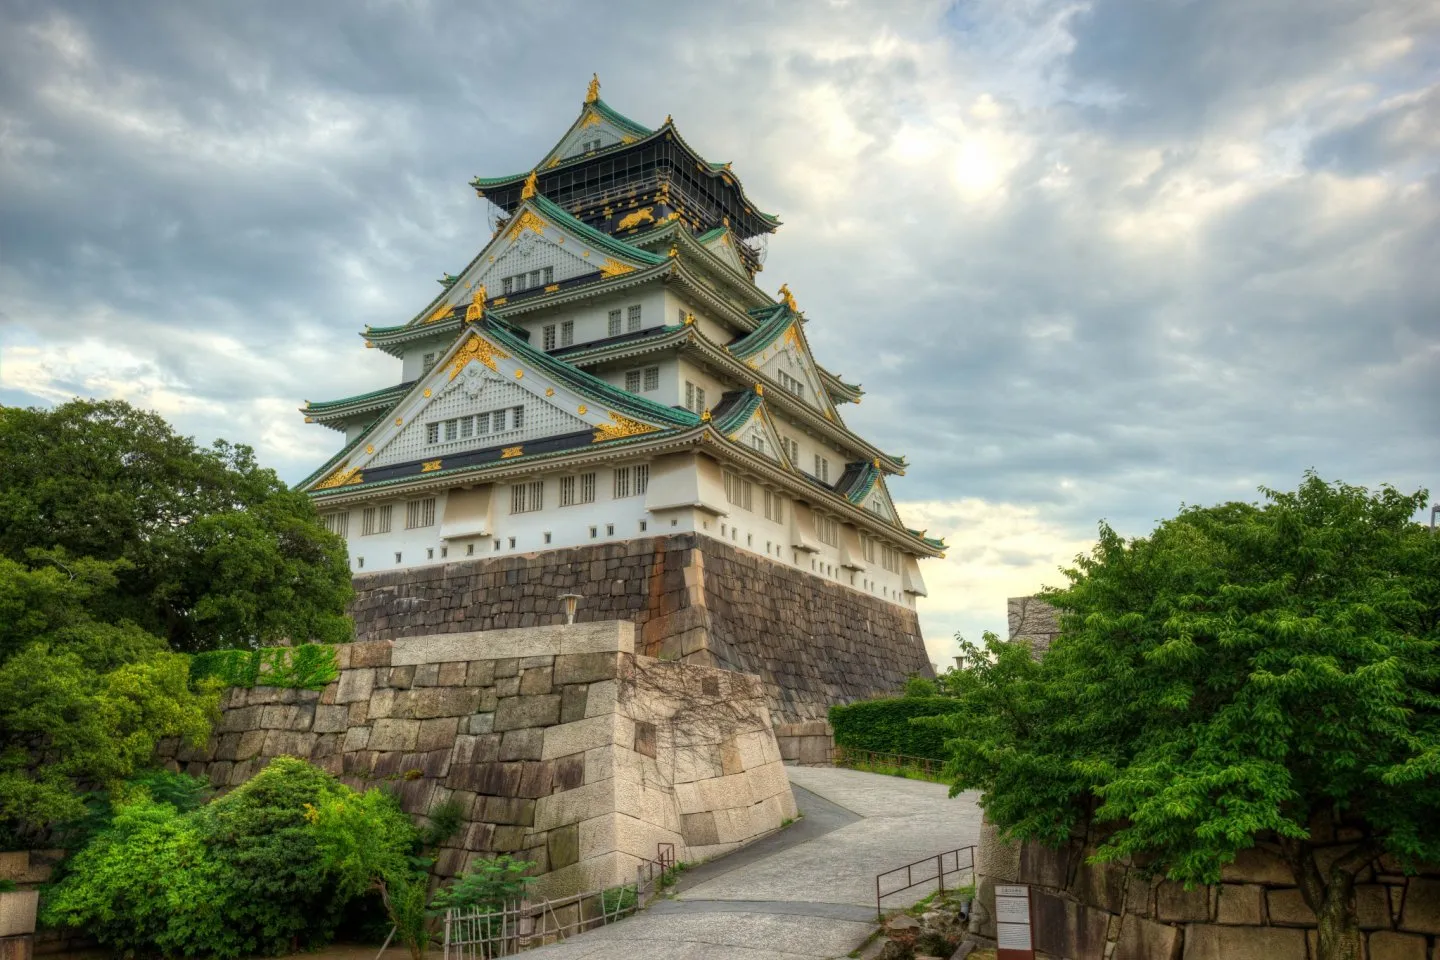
(322, 497, 439, 540)
(501, 266, 555, 296)
(607, 304, 643, 337)
(512, 465, 650, 514)
(777, 370, 805, 398)
(426, 406, 525, 445)
(542, 321, 575, 351)
(349, 517, 656, 569)
(624, 366, 660, 393)
(684, 381, 707, 415)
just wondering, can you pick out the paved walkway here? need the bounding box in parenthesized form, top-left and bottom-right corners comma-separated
(523, 766, 983, 960)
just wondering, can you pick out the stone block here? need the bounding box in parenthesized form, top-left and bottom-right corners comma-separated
(520, 666, 553, 696)
(494, 658, 519, 678)
(494, 695, 561, 732)
(405, 687, 481, 720)
(437, 661, 468, 686)
(217, 705, 261, 733)
(553, 753, 585, 792)
(1018, 840, 1070, 890)
(464, 822, 495, 851)
(560, 685, 588, 724)
(682, 811, 720, 846)
(342, 726, 370, 752)
(347, 700, 368, 725)
(312, 705, 350, 734)
(1401, 877, 1440, 934)
(348, 641, 391, 668)
(467, 712, 495, 735)
(1030, 888, 1109, 960)
(547, 823, 580, 870)
(1370, 932, 1429, 960)
(417, 716, 460, 752)
(634, 720, 657, 758)
(452, 734, 501, 765)
(1357, 883, 1391, 929)
(1216, 883, 1263, 925)
(1157, 881, 1210, 922)
(387, 665, 415, 689)
(369, 719, 421, 752)
(1113, 914, 1181, 960)
(977, 820, 1022, 885)
(491, 825, 528, 851)
(413, 663, 440, 687)
(484, 796, 536, 826)
(496, 676, 521, 698)
(1181, 924, 1307, 960)
(335, 668, 374, 704)
(584, 680, 619, 716)
(719, 738, 743, 776)
(535, 779, 616, 831)
(518, 761, 554, 799)
(466, 660, 496, 686)
(1222, 846, 1294, 885)
(500, 728, 545, 761)
(554, 653, 620, 685)
(1074, 859, 1127, 915)
(262, 730, 317, 758)
(1267, 888, 1317, 927)
(368, 688, 396, 720)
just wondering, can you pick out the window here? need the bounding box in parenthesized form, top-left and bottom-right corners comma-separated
(445, 420, 458, 441)
(543, 324, 557, 351)
(560, 320, 574, 346)
(357, 557, 364, 569)
(510, 480, 543, 514)
(581, 138, 601, 153)
(868, 497, 888, 519)
(502, 277, 513, 295)
(606, 523, 614, 536)
(626, 304, 642, 332)
(778, 370, 805, 398)
(427, 423, 440, 444)
(361, 505, 392, 536)
(684, 381, 706, 414)
(560, 472, 596, 506)
(423, 352, 437, 369)
(405, 498, 436, 529)
(426, 548, 433, 560)
(763, 490, 784, 523)
(813, 455, 830, 483)
(544, 532, 552, 544)
(608, 309, 622, 337)
(813, 512, 840, 547)
(544, 266, 554, 285)
(723, 471, 753, 511)
(625, 369, 641, 392)
(460, 416, 474, 439)
(678, 308, 687, 324)
(862, 534, 877, 564)
(467, 543, 474, 555)
(513, 406, 524, 430)
(492, 408, 508, 432)
(394, 552, 402, 564)
(614, 464, 647, 499)
(781, 437, 800, 463)
(643, 366, 659, 391)
(322, 512, 349, 539)
(502, 267, 554, 295)
(750, 435, 765, 454)
(639, 520, 647, 532)
(626, 366, 660, 393)
(529, 270, 541, 289)
(881, 544, 903, 573)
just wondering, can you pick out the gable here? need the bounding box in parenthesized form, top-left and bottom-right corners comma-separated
(861, 475, 902, 526)
(542, 106, 642, 168)
(702, 232, 747, 275)
(755, 336, 831, 416)
(722, 396, 789, 467)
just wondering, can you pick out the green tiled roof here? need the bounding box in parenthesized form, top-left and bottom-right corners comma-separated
(529, 193, 668, 267)
(305, 381, 412, 413)
(728, 305, 793, 359)
(591, 98, 652, 139)
(713, 390, 763, 434)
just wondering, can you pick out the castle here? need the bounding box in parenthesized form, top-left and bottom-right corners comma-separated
(298, 77, 944, 720)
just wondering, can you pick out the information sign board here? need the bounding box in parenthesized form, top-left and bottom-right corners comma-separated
(994, 884, 1034, 960)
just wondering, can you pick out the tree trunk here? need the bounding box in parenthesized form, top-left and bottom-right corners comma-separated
(1280, 836, 1377, 960)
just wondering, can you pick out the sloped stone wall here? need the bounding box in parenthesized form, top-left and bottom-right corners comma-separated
(970, 817, 1440, 959)
(347, 533, 933, 723)
(1008, 595, 1062, 657)
(158, 621, 796, 898)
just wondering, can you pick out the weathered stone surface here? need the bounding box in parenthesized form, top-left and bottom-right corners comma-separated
(1369, 931, 1428, 960)
(548, 823, 579, 870)
(417, 717, 460, 752)
(1030, 889, 1109, 960)
(1216, 883, 1263, 925)
(1074, 859, 1127, 915)
(1113, 914, 1181, 960)
(1018, 841, 1070, 889)
(437, 661, 468, 686)
(1357, 883, 1392, 929)
(1181, 924, 1307, 960)
(500, 728, 545, 761)
(1158, 881, 1211, 923)
(560, 685, 588, 724)
(494, 695, 561, 732)
(520, 666, 553, 696)
(1267, 888, 1317, 927)
(313, 705, 350, 734)
(335, 668, 374, 704)
(1221, 847, 1293, 885)
(1402, 878, 1440, 934)
(369, 719, 421, 752)
(554, 653, 620, 685)
(349, 640, 392, 668)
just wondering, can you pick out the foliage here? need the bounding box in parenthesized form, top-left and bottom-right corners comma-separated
(929, 475, 1440, 960)
(51, 769, 212, 855)
(45, 757, 419, 958)
(600, 884, 637, 915)
(0, 556, 219, 847)
(0, 879, 16, 893)
(418, 796, 466, 851)
(189, 644, 340, 691)
(903, 675, 940, 698)
(0, 399, 354, 652)
(829, 696, 965, 761)
(430, 856, 536, 914)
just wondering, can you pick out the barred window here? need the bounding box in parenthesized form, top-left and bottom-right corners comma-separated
(502, 277, 514, 295)
(678, 308, 687, 324)
(510, 480, 544, 514)
(625, 369, 641, 392)
(445, 420, 458, 441)
(634, 463, 648, 495)
(643, 366, 659, 391)
(614, 466, 631, 499)
(813, 512, 840, 547)
(543, 324, 557, 351)
(460, 416, 474, 439)
(322, 512, 349, 539)
(560, 472, 596, 506)
(608, 309, 622, 336)
(763, 490, 784, 524)
(560, 320, 574, 346)
(868, 497, 888, 518)
(778, 370, 805, 398)
(513, 405, 524, 430)
(782, 437, 800, 463)
(813, 455, 830, 483)
(684, 381, 706, 414)
(544, 266, 554, 285)
(612, 464, 648, 499)
(881, 544, 903, 573)
(405, 498, 435, 529)
(423, 352, 437, 369)
(723, 470, 753, 511)
(751, 435, 765, 454)
(427, 422, 440, 444)
(626, 304, 642, 332)
(492, 408, 508, 432)
(361, 504, 392, 536)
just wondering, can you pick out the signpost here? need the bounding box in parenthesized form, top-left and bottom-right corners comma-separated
(994, 884, 1035, 960)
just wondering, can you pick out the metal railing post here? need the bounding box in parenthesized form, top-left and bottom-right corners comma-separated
(937, 854, 945, 893)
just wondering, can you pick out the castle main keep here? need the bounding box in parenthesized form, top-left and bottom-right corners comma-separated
(299, 77, 944, 719)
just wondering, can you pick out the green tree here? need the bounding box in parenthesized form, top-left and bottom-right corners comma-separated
(0, 556, 218, 848)
(0, 399, 353, 651)
(935, 475, 1440, 960)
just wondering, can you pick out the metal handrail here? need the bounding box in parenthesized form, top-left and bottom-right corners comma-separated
(874, 846, 976, 921)
(834, 746, 947, 777)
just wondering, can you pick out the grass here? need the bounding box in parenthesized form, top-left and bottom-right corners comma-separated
(838, 758, 949, 784)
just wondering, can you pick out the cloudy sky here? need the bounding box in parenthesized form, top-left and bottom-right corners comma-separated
(2, 0, 1437, 664)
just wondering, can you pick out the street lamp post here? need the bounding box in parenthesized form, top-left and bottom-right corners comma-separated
(559, 593, 583, 625)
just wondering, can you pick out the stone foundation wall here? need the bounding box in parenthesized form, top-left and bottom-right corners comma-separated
(1008, 596, 1061, 657)
(158, 621, 796, 898)
(971, 818, 1440, 959)
(347, 534, 933, 723)
(774, 720, 835, 766)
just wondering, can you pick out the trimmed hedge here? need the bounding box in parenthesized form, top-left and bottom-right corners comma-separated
(190, 644, 340, 691)
(828, 696, 965, 761)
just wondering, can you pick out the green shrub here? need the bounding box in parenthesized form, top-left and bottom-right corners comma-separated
(189, 643, 340, 691)
(828, 696, 965, 761)
(430, 856, 535, 915)
(44, 757, 418, 958)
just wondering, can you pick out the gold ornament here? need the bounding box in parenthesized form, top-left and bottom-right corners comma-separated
(616, 207, 655, 231)
(426, 303, 452, 323)
(579, 110, 601, 129)
(448, 332, 509, 380)
(316, 464, 363, 489)
(598, 258, 634, 277)
(422, 459, 442, 472)
(466, 285, 487, 322)
(514, 369, 524, 379)
(585, 73, 600, 104)
(545, 388, 555, 397)
(778, 283, 797, 312)
(592, 411, 658, 443)
(507, 209, 545, 240)
(422, 388, 432, 398)
(520, 170, 538, 200)
(501, 445, 524, 459)
(577, 404, 588, 415)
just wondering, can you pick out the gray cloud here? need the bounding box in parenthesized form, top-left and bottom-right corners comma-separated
(1, 0, 1437, 650)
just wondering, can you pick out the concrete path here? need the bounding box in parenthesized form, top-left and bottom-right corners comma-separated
(522, 766, 983, 960)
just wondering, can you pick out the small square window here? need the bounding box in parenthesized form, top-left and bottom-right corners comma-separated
(606, 524, 614, 536)
(589, 526, 597, 539)
(394, 552, 402, 564)
(625, 370, 641, 392)
(543, 324, 557, 351)
(508, 536, 516, 548)
(643, 366, 659, 391)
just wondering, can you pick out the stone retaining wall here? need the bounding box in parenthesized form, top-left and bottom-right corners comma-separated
(971, 819, 1440, 959)
(158, 621, 796, 898)
(774, 720, 835, 766)
(347, 533, 933, 723)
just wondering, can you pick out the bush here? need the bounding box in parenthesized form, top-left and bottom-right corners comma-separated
(189, 644, 340, 691)
(829, 696, 965, 761)
(44, 757, 419, 958)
